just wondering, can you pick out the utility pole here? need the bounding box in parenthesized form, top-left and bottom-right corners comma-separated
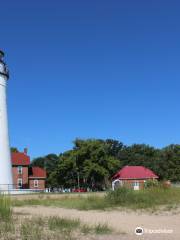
(75, 155, 80, 189)
(77, 171, 80, 189)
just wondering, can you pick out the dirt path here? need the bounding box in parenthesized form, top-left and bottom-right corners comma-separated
(13, 206, 180, 240)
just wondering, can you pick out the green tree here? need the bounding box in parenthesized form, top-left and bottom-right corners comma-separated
(118, 144, 159, 172)
(29, 140, 180, 189)
(158, 145, 180, 181)
(31, 154, 59, 186)
(55, 139, 122, 189)
(11, 147, 19, 153)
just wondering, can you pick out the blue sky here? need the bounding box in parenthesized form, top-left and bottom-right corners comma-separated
(1, 0, 180, 158)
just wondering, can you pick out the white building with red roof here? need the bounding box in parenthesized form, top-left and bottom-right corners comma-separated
(112, 166, 159, 190)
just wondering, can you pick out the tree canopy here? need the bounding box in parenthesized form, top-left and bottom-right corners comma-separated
(29, 139, 180, 189)
(11, 147, 19, 153)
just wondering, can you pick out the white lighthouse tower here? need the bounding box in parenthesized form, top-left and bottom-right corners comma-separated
(0, 50, 13, 192)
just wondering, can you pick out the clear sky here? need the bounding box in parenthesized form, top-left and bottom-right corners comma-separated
(1, 0, 180, 158)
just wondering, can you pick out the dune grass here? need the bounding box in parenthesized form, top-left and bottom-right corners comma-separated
(94, 223, 113, 234)
(48, 216, 113, 235)
(0, 195, 12, 221)
(21, 219, 43, 240)
(12, 187, 180, 211)
(48, 217, 80, 231)
(105, 187, 180, 209)
(0, 213, 113, 240)
(1, 188, 179, 239)
(0, 195, 114, 239)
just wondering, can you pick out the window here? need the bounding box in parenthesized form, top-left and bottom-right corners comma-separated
(34, 180, 38, 188)
(17, 178, 22, 188)
(17, 166, 22, 174)
(132, 181, 139, 187)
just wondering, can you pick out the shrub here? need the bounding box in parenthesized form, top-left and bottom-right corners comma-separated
(106, 187, 134, 205)
(145, 179, 159, 188)
(161, 180, 171, 189)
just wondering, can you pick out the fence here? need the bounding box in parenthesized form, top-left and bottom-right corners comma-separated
(0, 184, 44, 194)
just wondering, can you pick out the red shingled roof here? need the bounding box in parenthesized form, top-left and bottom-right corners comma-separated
(11, 152, 30, 166)
(29, 167, 46, 179)
(112, 166, 158, 180)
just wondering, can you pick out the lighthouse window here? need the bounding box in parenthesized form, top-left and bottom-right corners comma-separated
(34, 180, 38, 188)
(18, 166, 22, 174)
(17, 178, 22, 188)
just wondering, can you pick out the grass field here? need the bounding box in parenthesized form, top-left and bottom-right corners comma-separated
(12, 187, 180, 211)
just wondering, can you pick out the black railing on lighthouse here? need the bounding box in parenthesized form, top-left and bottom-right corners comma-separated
(0, 50, 9, 78)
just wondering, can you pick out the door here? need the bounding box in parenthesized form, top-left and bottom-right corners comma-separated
(133, 181, 140, 190)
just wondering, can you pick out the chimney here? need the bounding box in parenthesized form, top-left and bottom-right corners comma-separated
(24, 148, 28, 155)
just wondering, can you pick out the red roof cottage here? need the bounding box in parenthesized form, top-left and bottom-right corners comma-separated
(29, 167, 46, 190)
(11, 149, 46, 190)
(112, 166, 159, 190)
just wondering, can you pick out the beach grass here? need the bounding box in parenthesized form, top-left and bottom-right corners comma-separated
(12, 187, 180, 211)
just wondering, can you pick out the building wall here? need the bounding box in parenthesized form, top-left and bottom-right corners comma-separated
(29, 179, 45, 190)
(12, 166, 29, 189)
(122, 179, 146, 190)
